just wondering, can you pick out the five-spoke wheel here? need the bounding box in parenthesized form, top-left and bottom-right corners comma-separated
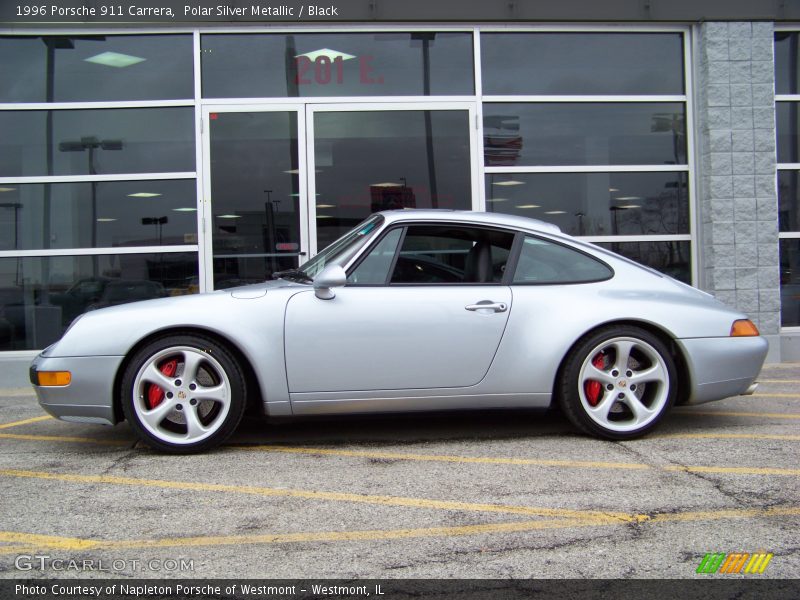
(121, 335, 246, 453)
(559, 326, 676, 439)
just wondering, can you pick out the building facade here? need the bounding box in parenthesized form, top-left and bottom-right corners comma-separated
(1, 4, 799, 383)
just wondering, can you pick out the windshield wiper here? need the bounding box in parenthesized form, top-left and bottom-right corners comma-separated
(271, 268, 313, 283)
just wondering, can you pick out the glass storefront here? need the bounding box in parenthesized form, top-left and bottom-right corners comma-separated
(776, 31, 800, 327)
(0, 27, 698, 350)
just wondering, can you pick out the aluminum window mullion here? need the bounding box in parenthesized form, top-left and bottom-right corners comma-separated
(473, 27, 486, 212)
(484, 165, 689, 174)
(0, 100, 195, 110)
(0, 245, 199, 258)
(578, 234, 692, 243)
(482, 95, 687, 103)
(0, 172, 197, 184)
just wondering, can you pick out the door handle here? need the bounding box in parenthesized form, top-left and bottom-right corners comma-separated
(465, 301, 508, 313)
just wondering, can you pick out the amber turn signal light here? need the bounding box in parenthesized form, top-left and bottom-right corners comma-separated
(36, 371, 71, 386)
(730, 319, 760, 337)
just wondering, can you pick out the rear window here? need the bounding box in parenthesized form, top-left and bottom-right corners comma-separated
(512, 236, 612, 284)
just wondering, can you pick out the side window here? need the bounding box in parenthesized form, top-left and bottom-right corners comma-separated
(513, 236, 612, 284)
(390, 225, 514, 284)
(347, 228, 403, 284)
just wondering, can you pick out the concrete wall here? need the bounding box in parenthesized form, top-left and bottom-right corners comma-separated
(695, 22, 784, 359)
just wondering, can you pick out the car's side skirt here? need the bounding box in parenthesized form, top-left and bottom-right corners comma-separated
(289, 392, 551, 415)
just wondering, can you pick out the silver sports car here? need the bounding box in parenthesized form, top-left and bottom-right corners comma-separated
(31, 210, 768, 453)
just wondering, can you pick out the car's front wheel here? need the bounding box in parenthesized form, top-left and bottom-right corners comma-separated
(558, 326, 676, 439)
(121, 334, 246, 453)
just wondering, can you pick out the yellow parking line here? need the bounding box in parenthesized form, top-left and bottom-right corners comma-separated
(1, 504, 798, 554)
(757, 379, 800, 384)
(0, 415, 52, 430)
(0, 433, 127, 446)
(0, 531, 98, 552)
(648, 505, 800, 523)
(234, 445, 652, 471)
(101, 518, 594, 551)
(235, 445, 800, 477)
(673, 410, 800, 419)
(663, 465, 800, 476)
(751, 393, 800, 398)
(654, 432, 800, 441)
(0, 468, 631, 523)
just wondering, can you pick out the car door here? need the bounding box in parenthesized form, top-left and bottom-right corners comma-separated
(284, 224, 515, 393)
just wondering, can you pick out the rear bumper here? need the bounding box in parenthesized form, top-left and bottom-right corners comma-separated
(676, 336, 769, 405)
(30, 353, 124, 426)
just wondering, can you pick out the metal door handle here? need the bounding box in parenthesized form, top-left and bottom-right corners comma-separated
(465, 301, 507, 313)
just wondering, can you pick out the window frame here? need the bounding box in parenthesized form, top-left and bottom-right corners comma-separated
(508, 233, 615, 286)
(345, 221, 520, 287)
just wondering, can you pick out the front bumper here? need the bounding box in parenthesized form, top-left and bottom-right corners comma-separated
(676, 336, 769, 405)
(30, 353, 125, 425)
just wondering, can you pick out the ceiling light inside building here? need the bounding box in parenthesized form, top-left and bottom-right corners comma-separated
(617, 204, 641, 209)
(172, 207, 197, 212)
(85, 51, 146, 68)
(218, 214, 241, 219)
(492, 180, 525, 187)
(487, 198, 509, 202)
(614, 196, 642, 201)
(0, 187, 16, 192)
(515, 204, 540, 209)
(296, 48, 356, 61)
(371, 182, 403, 187)
(544, 210, 566, 215)
(96, 218, 117, 222)
(127, 192, 162, 198)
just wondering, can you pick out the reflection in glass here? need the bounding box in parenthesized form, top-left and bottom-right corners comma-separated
(486, 172, 689, 236)
(597, 241, 691, 284)
(778, 170, 800, 232)
(0, 108, 195, 177)
(313, 110, 471, 249)
(209, 112, 301, 287)
(781, 239, 800, 327)
(201, 32, 473, 98)
(483, 103, 687, 166)
(0, 180, 198, 250)
(0, 35, 193, 102)
(775, 32, 800, 95)
(0, 253, 198, 350)
(777, 103, 800, 164)
(481, 33, 684, 95)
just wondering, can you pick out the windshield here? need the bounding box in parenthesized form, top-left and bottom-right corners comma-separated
(299, 215, 385, 279)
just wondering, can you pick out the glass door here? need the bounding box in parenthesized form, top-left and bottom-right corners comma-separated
(306, 103, 479, 255)
(202, 105, 308, 289)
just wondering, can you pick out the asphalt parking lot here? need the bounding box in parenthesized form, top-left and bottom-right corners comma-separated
(0, 363, 798, 580)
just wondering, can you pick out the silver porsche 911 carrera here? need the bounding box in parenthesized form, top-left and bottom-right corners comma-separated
(31, 210, 768, 453)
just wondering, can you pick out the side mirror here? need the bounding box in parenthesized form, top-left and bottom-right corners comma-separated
(313, 265, 346, 300)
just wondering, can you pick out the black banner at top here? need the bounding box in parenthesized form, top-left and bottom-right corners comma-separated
(0, 0, 798, 25)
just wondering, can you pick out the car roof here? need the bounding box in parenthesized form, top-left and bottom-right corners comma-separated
(376, 209, 562, 234)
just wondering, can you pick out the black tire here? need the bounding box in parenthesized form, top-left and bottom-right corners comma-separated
(121, 334, 246, 453)
(557, 325, 676, 440)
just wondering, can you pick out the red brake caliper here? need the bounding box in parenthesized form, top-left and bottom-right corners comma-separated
(584, 352, 605, 406)
(147, 359, 178, 409)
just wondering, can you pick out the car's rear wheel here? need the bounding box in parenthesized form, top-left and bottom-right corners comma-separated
(121, 334, 246, 453)
(558, 325, 676, 439)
